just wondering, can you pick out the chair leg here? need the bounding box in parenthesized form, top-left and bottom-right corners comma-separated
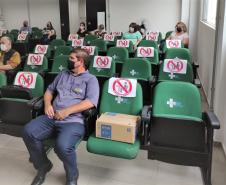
(201, 166, 212, 185)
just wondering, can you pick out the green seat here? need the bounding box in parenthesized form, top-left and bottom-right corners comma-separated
(84, 34, 98, 45)
(135, 47, 159, 65)
(165, 48, 192, 63)
(149, 81, 220, 185)
(54, 46, 72, 58)
(165, 31, 173, 39)
(152, 81, 201, 121)
(139, 40, 158, 50)
(32, 27, 40, 32)
(32, 30, 43, 40)
(121, 58, 153, 104)
(107, 47, 129, 74)
(81, 46, 99, 67)
(162, 40, 185, 53)
(10, 29, 19, 41)
(50, 39, 66, 50)
(44, 55, 69, 89)
(23, 55, 48, 73)
(16, 33, 29, 43)
(90, 39, 107, 53)
(50, 55, 69, 73)
(89, 56, 116, 78)
(0, 72, 44, 136)
(87, 79, 143, 159)
(116, 40, 134, 53)
(34, 44, 52, 59)
(0, 73, 7, 88)
(158, 59, 194, 83)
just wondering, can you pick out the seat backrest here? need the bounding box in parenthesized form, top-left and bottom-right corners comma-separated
(13, 72, 44, 97)
(152, 81, 202, 121)
(32, 30, 43, 39)
(84, 34, 98, 45)
(90, 39, 107, 52)
(0, 73, 7, 88)
(107, 47, 129, 64)
(158, 58, 193, 83)
(32, 27, 40, 32)
(23, 54, 48, 73)
(89, 56, 116, 78)
(135, 47, 159, 65)
(139, 40, 158, 50)
(165, 31, 173, 39)
(51, 55, 69, 73)
(54, 46, 72, 57)
(165, 48, 192, 63)
(121, 58, 152, 81)
(99, 79, 143, 115)
(50, 39, 66, 50)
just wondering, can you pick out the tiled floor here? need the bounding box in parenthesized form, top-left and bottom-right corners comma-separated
(0, 134, 225, 185)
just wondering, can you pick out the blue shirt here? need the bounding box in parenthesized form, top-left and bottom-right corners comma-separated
(47, 70, 99, 124)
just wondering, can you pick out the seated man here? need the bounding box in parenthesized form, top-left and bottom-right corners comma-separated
(23, 48, 99, 185)
(0, 36, 21, 73)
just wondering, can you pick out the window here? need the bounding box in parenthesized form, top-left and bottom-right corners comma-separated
(202, 0, 218, 27)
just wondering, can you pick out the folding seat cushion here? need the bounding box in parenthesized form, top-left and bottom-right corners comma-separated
(87, 79, 144, 159)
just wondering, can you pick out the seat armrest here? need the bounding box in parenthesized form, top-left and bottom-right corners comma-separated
(193, 61, 199, 68)
(27, 96, 44, 110)
(82, 107, 97, 119)
(142, 105, 151, 122)
(203, 111, 220, 129)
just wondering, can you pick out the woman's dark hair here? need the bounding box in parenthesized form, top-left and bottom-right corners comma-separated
(47, 21, 54, 30)
(129, 22, 138, 32)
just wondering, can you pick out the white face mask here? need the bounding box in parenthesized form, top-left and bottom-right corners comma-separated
(0, 44, 7, 51)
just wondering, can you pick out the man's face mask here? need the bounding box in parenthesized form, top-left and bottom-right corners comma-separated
(0, 44, 7, 51)
(68, 60, 75, 71)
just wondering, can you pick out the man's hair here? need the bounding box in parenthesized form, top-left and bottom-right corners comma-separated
(70, 48, 89, 69)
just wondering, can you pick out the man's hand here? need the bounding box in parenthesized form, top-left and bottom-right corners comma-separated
(54, 109, 70, 121)
(45, 104, 55, 119)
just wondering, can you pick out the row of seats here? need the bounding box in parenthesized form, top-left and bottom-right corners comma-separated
(0, 70, 220, 185)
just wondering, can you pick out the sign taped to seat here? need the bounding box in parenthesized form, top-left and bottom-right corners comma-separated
(14, 72, 38, 89)
(116, 39, 130, 48)
(27, 54, 44, 66)
(108, 77, 137, 97)
(72, 39, 84, 47)
(146, 31, 159, 41)
(81, 46, 96, 55)
(166, 39, 181, 48)
(137, 47, 154, 58)
(93, 56, 112, 69)
(34, 45, 49, 54)
(163, 58, 187, 74)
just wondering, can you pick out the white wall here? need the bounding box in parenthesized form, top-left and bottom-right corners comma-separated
(0, 0, 61, 38)
(106, 0, 181, 36)
(69, 0, 79, 33)
(197, 22, 215, 103)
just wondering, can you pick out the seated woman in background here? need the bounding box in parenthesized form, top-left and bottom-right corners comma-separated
(122, 22, 142, 50)
(77, 22, 89, 38)
(42, 21, 56, 44)
(167, 21, 189, 48)
(92, 24, 106, 39)
(20, 20, 32, 34)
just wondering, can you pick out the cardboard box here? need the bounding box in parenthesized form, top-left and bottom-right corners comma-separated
(96, 112, 141, 144)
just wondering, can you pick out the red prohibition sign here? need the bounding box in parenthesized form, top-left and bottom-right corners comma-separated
(119, 40, 128, 47)
(69, 35, 76, 40)
(18, 73, 34, 88)
(83, 47, 93, 55)
(30, 55, 42, 65)
(169, 40, 179, 47)
(112, 79, 132, 96)
(140, 47, 152, 57)
(19, 34, 26, 40)
(74, 39, 82, 45)
(167, 60, 183, 72)
(37, 46, 47, 53)
(105, 35, 113, 40)
(96, 57, 109, 67)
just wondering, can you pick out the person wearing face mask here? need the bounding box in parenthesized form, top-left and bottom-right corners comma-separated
(167, 21, 189, 48)
(20, 20, 32, 34)
(92, 24, 106, 39)
(76, 22, 88, 38)
(122, 22, 142, 50)
(23, 48, 99, 185)
(0, 36, 21, 73)
(42, 21, 56, 44)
